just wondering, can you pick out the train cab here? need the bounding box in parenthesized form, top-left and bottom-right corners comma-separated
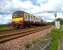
(12, 11, 24, 29)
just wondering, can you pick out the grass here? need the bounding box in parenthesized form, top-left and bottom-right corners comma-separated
(49, 28, 63, 50)
(0, 25, 13, 30)
(0, 24, 32, 30)
(25, 43, 32, 49)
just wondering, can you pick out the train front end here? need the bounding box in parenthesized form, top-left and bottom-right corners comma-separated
(12, 11, 24, 29)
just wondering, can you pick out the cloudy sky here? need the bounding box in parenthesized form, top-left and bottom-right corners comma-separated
(0, 0, 63, 24)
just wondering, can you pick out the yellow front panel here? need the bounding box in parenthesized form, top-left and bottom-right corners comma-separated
(12, 18, 23, 22)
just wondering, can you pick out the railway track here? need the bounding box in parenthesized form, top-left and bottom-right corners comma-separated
(0, 25, 51, 43)
(0, 26, 44, 35)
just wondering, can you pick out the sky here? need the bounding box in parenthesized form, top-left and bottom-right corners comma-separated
(0, 0, 63, 24)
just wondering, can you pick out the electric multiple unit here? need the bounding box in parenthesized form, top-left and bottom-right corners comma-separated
(12, 11, 47, 29)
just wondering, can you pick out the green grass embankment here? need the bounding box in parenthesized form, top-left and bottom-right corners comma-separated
(49, 28, 63, 50)
(0, 25, 13, 30)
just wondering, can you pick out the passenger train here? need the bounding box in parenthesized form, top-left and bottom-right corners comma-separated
(12, 11, 47, 29)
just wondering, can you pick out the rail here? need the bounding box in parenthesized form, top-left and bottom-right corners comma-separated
(0, 25, 51, 43)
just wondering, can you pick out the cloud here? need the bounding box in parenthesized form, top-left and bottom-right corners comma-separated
(0, 0, 12, 13)
(0, 0, 63, 24)
(0, 14, 12, 24)
(12, 0, 33, 9)
(34, 0, 63, 12)
(0, 0, 63, 13)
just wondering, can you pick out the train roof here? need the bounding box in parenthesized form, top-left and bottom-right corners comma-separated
(13, 11, 25, 14)
(12, 11, 36, 18)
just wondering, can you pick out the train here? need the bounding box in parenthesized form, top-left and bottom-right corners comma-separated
(12, 11, 47, 29)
